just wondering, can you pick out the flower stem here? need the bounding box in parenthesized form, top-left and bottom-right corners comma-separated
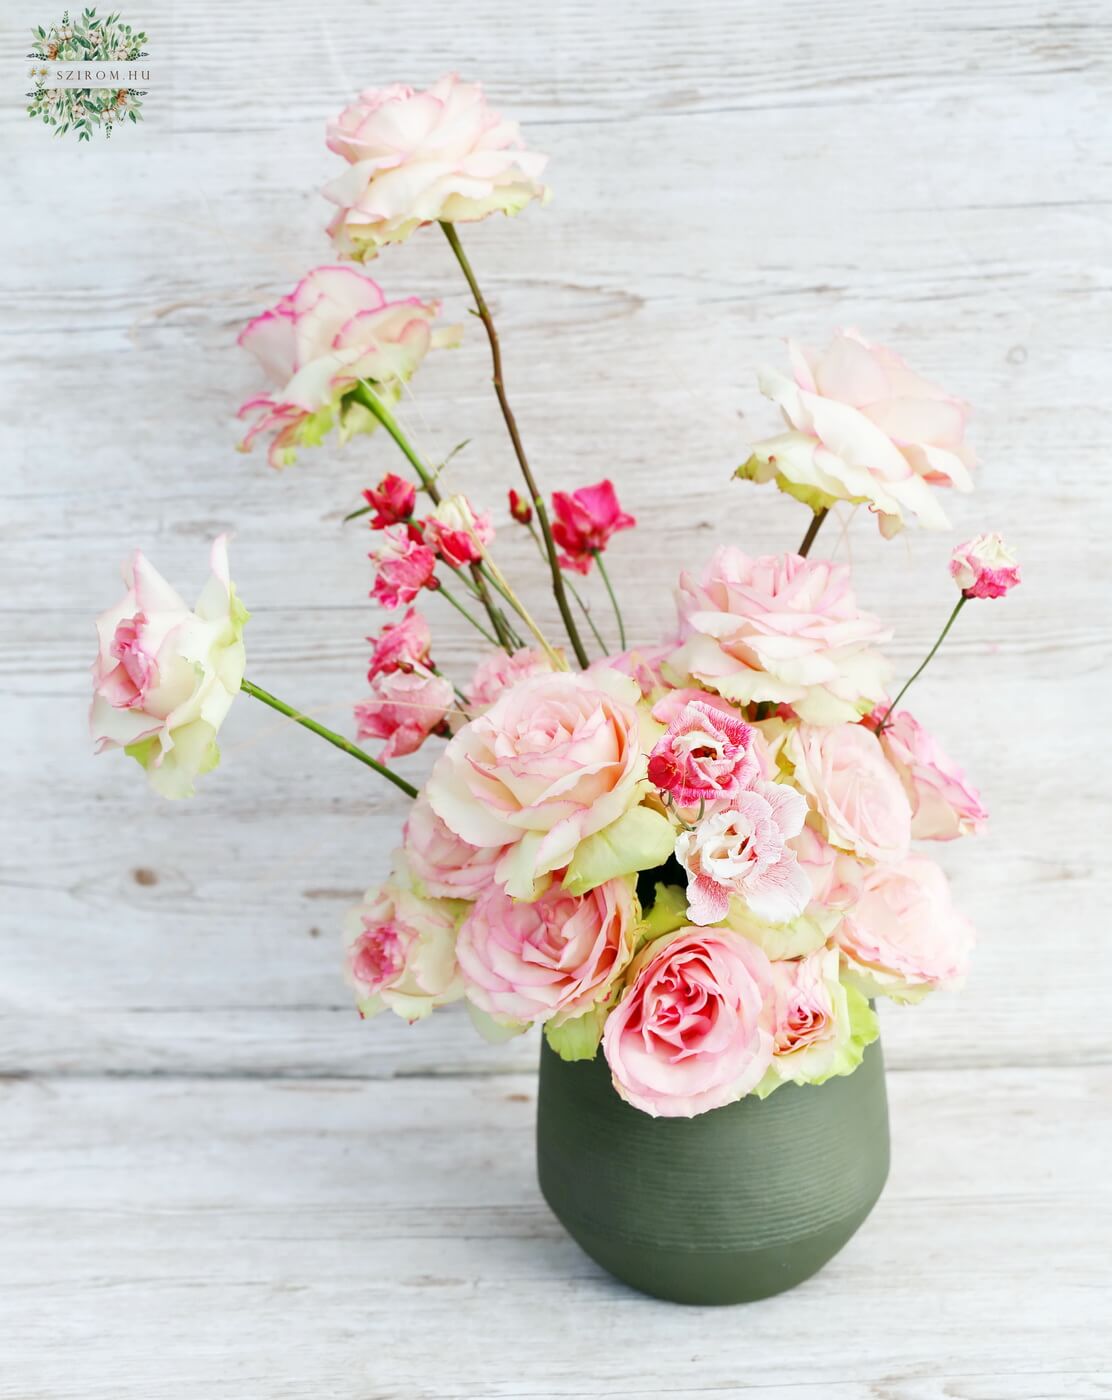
(240, 678, 417, 799)
(523, 521, 604, 655)
(797, 507, 829, 558)
(875, 596, 967, 731)
(592, 549, 627, 650)
(438, 221, 590, 670)
(434, 582, 501, 647)
(481, 552, 568, 672)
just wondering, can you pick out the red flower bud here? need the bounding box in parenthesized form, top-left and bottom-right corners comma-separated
(508, 488, 533, 526)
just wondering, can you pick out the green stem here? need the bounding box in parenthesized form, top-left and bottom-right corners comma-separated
(435, 582, 500, 647)
(876, 596, 967, 731)
(524, 520, 604, 656)
(592, 549, 627, 650)
(240, 679, 417, 799)
(798, 507, 829, 558)
(438, 221, 590, 670)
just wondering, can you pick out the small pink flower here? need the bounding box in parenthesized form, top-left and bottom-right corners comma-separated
(949, 532, 1020, 600)
(422, 495, 495, 569)
(646, 700, 758, 807)
(363, 472, 416, 528)
(366, 609, 432, 680)
(602, 928, 774, 1117)
(403, 793, 505, 900)
(370, 526, 437, 609)
(508, 488, 532, 525)
(354, 664, 454, 760)
(551, 480, 636, 574)
(466, 647, 553, 710)
(675, 781, 810, 925)
(875, 707, 988, 840)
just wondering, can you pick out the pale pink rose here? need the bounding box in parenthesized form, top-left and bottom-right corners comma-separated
(466, 647, 553, 710)
(646, 700, 758, 807)
(403, 793, 505, 900)
(457, 878, 637, 1026)
(426, 670, 644, 899)
(836, 856, 975, 1002)
(741, 329, 976, 535)
(90, 537, 247, 799)
(786, 722, 911, 863)
(367, 609, 432, 680)
(950, 532, 1021, 599)
(667, 549, 891, 725)
(675, 781, 810, 925)
(343, 873, 462, 1020)
(237, 266, 457, 468)
(602, 928, 774, 1117)
(790, 821, 866, 911)
(370, 526, 437, 609)
(422, 494, 495, 569)
(354, 664, 454, 760)
(324, 75, 548, 260)
(876, 708, 988, 840)
(770, 948, 841, 1056)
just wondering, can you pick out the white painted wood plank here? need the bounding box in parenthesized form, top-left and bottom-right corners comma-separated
(1, 1066, 1110, 1399)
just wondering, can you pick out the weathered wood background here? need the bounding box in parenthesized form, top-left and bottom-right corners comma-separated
(2, 0, 1110, 1396)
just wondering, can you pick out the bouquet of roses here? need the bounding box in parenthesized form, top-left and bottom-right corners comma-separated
(90, 76, 1020, 1119)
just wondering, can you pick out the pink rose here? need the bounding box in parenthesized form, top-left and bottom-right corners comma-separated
(675, 781, 810, 925)
(363, 472, 417, 528)
(367, 609, 432, 680)
(466, 647, 553, 710)
(457, 878, 637, 1027)
(602, 928, 774, 1117)
(403, 793, 505, 900)
(790, 822, 866, 911)
(740, 329, 975, 535)
(950, 532, 1021, 599)
(422, 495, 495, 569)
(237, 266, 456, 468)
(370, 526, 437, 609)
(551, 480, 636, 574)
(90, 537, 247, 799)
(646, 699, 757, 807)
(770, 948, 841, 1056)
(343, 873, 462, 1021)
(836, 856, 975, 1002)
(324, 75, 548, 260)
(786, 722, 911, 863)
(876, 707, 988, 840)
(354, 664, 454, 760)
(426, 670, 644, 898)
(667, 549, 891, 725)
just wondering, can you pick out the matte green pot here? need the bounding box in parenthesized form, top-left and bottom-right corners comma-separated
(536, 1036, 889, 1305)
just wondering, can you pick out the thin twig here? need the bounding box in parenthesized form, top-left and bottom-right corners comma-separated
(797, 508, 829, 558)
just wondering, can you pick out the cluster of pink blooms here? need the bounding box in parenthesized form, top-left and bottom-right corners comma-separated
(91, 74, 1023, 1119)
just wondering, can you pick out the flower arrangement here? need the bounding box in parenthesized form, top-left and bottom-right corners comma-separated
(90, 76, 1020, 1118)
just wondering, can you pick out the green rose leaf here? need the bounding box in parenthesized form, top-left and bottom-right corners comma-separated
(544, 1003, 608, 1062)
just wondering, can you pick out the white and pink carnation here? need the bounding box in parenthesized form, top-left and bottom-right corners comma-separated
(950, 532, 1021, 600)
(422, 494, 495, 569)
(403, 793, 505, 901)
(324, 75, 549, 260)
(371, 526, 437, 609)
(367, 609, 432, 679)
(786, 721, 911, 863)
(237, 266, 457, 468)
(457, 877, 637, 1027)
(646, 699, 758, 807)
(876, 707, 988, 840)
(354, 664, 454, 760)
(667, 549, 891, 725)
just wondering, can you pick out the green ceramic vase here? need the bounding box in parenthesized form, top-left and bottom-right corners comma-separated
(536, 1036, 889, 1304)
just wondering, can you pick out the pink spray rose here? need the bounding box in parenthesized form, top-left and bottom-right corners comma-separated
(370, 526, 438, 609)
(403, 793, 505, 901)
(876, 707, 988, 840)
(366, 609, 432, 680)
(551, 480, 636, 574)
(667, 549, 891, 724)
(90, 536, 247, 799)
(949, 532, 1021, 599)
(237, 266, 457, 468)
(354, 664, 454, 760)
(646, 700, 758, 807)
(363, 472, 417, 528)
(422, 495, 495, 569)
(761, 945, 878, 1093)
(457, 878, 637, 1027)
(343, 871, 463, 1021)
(466, 647, 553, 710)
(426, 669, 644, 899)
(740, 329, 975, 535)
(785, 722, 912, 863)
(602, 928, 774, 1117)
(324, 75, 549, 260)
(675, 781, 810, 925)
(836, 856, 975, 1003)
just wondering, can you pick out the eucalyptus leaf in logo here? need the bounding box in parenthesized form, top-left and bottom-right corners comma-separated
(27, 7, 149, 141)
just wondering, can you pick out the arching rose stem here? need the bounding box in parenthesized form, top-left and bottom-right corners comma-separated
(520, 518, 607, 656)
(351, 380, 516, 650)
(438, 221, 591, 670)
(240, 678, 417, 798)
(592, 549, 627, 650)
(797, 507, 829, 558)
(875, 596, 967, 732)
